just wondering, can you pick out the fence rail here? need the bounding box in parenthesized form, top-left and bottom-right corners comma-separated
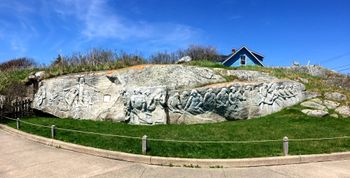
(0, 97, 32, 118)
(1, 116, 350, 156)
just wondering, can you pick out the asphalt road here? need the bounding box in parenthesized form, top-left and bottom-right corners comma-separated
(1, 129, 350, 178)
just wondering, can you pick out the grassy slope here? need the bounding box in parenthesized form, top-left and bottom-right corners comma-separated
(2, 105, 350, 159)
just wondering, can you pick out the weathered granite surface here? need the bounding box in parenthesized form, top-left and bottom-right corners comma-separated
(301, 99, 327, 111)
(214, 69, 277, 82)
(32, 65, 307, 125)
(302, 109, 328, 118)
(325, 92, 347, 101)
(167, 81, 305, 123)
(335, 106, 350, 118)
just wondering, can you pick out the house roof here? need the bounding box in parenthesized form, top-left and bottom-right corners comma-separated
(222, 46, 264, 66)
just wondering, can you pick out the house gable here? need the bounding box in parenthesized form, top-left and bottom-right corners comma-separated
(222, 47, 264, 67)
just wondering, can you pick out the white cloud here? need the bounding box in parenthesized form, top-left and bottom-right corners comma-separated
(54, 0, 201, 44)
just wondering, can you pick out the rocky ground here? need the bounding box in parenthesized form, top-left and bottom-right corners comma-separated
(301, 92, 350, 118)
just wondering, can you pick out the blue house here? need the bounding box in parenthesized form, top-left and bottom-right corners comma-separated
(222, 47, 264, 67)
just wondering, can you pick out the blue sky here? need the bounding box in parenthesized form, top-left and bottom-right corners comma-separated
(0, 0, 349, 72)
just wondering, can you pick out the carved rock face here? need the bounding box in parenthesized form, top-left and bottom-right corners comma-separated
(32, 65, 307, 125)
(167, 81, 305, 123)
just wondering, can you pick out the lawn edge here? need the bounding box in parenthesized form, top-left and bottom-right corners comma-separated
(1, 124, 350, 168)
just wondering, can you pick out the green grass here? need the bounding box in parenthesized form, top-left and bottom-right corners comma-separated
(2, 106, 350, 159)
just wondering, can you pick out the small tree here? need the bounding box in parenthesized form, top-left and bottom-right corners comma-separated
(0, 57, 35, 71)
(149, 52, 178, 64)
(183, 45, 221, 62)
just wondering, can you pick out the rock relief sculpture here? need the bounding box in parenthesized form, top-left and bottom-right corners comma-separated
(168, 92, 183, 113)
(125, 88, 167, 125)
(216, 88, 229, 109)
(203, 88, 216, 111)
(184, 89, 204, 115)
(34, 82, 46, 108)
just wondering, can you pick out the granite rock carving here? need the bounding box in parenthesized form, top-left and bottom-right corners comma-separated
(32, 65, 307, 125)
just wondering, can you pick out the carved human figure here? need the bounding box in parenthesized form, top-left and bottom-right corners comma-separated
(259, 83, 276, 105)
(259, 83, 281, 114)
(144, 89, 156, 124)
(203, 88, 216, 111)
(228, 87, 240, 107)
(274, 84, 286, 105)
(184, 89, 204, 114)
(63, 77, 99, 109)
(35, 82, 46, 108)
(259, 83, 269, 98)
(180, 91, 190, 107)
(150, 89, 167, 124)
(128, 90, 147, 124)
(216, 88, 229, 109)
(168, 92, 183, 113)
(125, 88, 167, 125)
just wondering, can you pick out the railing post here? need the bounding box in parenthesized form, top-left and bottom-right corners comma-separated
(51, 125, 56, 139)
(283, 136, 289, 156)
(142, 135, 148, 154)
(16, 118, 20, 129)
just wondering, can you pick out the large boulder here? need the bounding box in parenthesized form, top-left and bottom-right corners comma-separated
(32, 65, 307, 125)
(302, 109, 329, 118)
(335, 106, 350, 118)
(325, 92, 347, 101)
(176, 56, 192, 64)
(28, 71, 46, 82)
(300, 99, 327, 111)
(323, 100, 340, 110)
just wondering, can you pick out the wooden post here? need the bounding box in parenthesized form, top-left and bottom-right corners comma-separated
(16, 118, 20, 129)
(51, 125, 56, 139)
(283, 136, 289, 156)
(142, 135, 148, 154)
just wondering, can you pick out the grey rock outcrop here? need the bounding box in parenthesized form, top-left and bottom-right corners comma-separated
(32, 65, 307, 125)
(176, 56, 192, 64)
(168, 81, 306, 123)
(289, 65, 332, 78)
(325, 92, 347, 101)
(304, 91, 321, 100)
(302, 109, 328, 117)
(335, 106, 350, 118)
(323, 100, 340, 110)
(215, 69, 277, 82)
(28, 71, 46, 82)
(300, 99, 327, 111)
(330, 113, 339, 118)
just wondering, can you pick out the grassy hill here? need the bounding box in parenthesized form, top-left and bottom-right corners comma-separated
(1, 60, 350, 158)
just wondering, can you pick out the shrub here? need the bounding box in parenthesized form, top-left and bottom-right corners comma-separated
(182, 45, 221, 62)
(149, 52, 178, 64)
(0, 57, 35, 71)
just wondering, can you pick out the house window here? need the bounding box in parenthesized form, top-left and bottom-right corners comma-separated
(240, 55, 246, 65)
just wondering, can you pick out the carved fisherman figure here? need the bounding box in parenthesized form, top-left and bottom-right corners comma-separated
(216, 88, 229, 109)
(203, 88, 216, 111)
(168, 92, 183, 113)
(184, 89, 204, 114)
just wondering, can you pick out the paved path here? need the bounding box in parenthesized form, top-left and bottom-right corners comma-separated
(1, 130, 350, 178)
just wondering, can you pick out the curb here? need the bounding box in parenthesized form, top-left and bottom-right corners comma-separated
(1, 124, 350, 168)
